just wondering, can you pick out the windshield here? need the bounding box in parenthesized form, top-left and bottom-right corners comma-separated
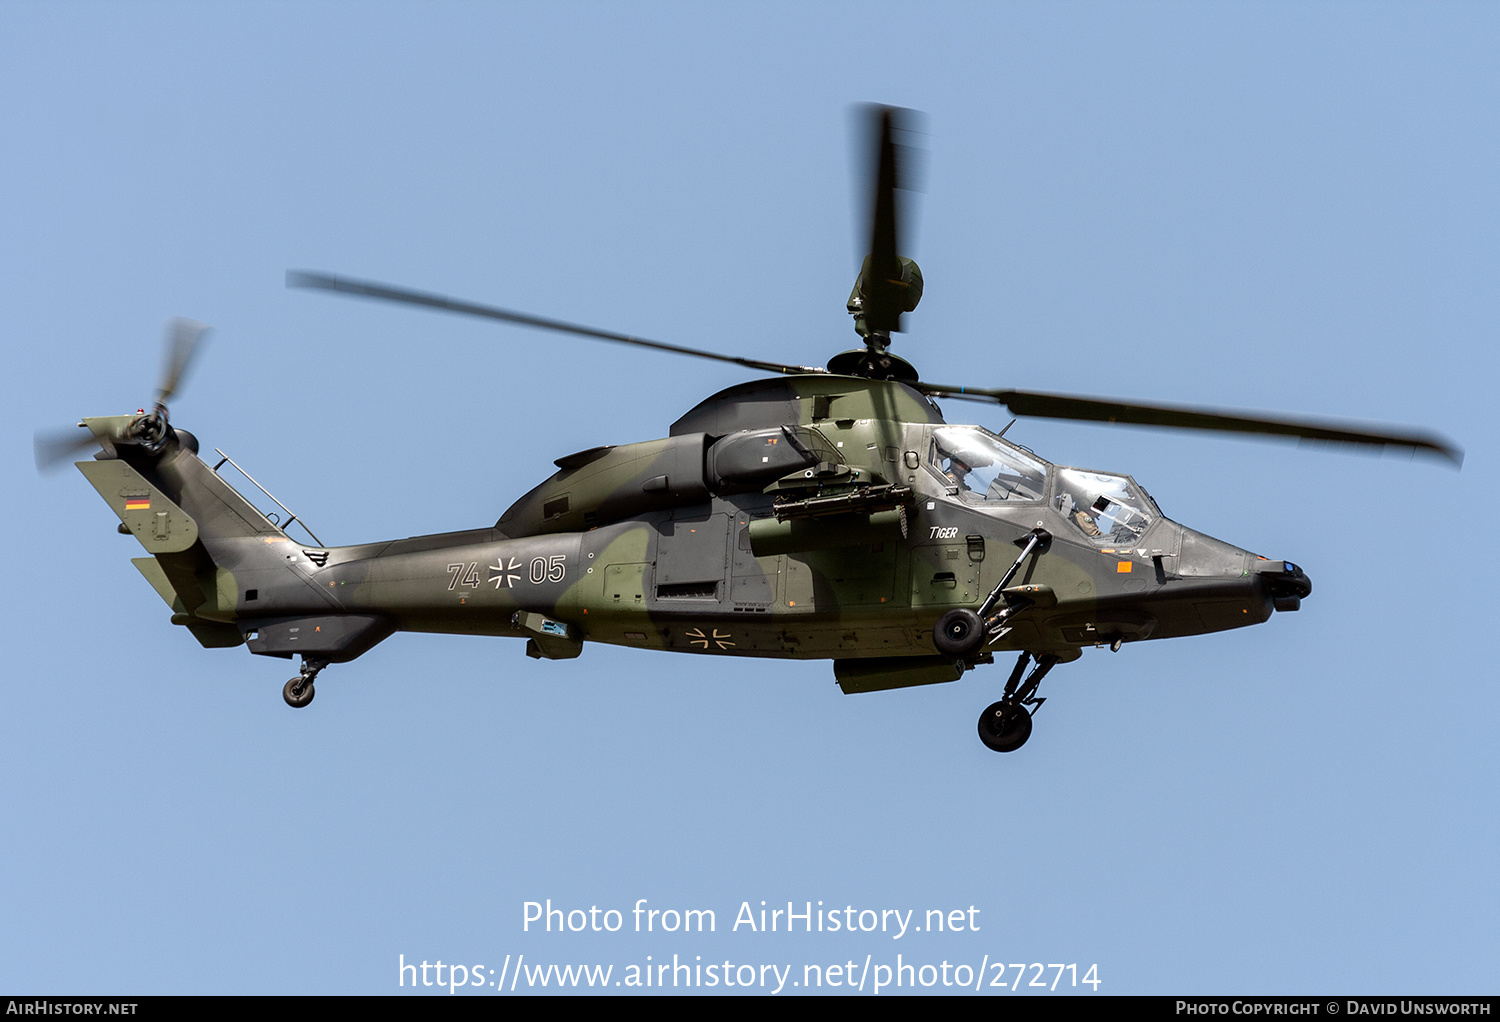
(1053, 468, 1156, 545)
(929, 426, 1048, 503)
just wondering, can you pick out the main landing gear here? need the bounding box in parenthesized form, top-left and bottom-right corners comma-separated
(282, 657, 327, 709)
(923, 529, 1063, 753)
(933, 528, 1051, 660)
(977, 651, 1058, 753)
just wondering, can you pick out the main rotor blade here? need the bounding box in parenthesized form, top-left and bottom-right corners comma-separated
(867, 108, 902, 304)
(856, 106, 921, 336)
(157, 318, 209, 405)
(916, 383, 1463, 466)
(287, 271, 825, 377)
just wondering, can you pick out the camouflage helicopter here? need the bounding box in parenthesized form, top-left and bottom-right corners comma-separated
(38, 107, 1460, 752)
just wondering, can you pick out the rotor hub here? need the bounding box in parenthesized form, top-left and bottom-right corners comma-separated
(826, 349, 919, 382)
(131, 405, 171, 454)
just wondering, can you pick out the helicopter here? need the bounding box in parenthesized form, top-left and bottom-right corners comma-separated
(38, 106, 1460, 752)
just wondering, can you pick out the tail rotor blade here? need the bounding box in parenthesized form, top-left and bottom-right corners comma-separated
(157, 318, 210, 406)
(34, 424, 102, 472)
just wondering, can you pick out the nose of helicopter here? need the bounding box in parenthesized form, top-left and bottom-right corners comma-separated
(1172, 525, 1312, 613)
(1255, 558, 1313, 612)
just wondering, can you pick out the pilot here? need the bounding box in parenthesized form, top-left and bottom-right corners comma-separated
(941, 451, 973, 490)
(1070, 500, 1103, 537)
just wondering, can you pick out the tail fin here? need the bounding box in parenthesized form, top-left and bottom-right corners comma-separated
(77, 427, 319, 647)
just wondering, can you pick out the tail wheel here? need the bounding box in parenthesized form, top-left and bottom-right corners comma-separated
(283, 678, 315, 709)
(977, 700, 1031, 752)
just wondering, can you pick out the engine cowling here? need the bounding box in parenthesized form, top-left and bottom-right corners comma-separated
(497, 434, 711, 537)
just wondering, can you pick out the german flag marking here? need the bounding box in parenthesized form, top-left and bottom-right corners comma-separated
(124, 498, 151, 510)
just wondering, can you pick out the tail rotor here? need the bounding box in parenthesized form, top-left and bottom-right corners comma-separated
(33, 317, 211, 471)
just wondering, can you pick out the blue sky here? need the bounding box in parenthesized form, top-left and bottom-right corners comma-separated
(3, 2, 1496, 995)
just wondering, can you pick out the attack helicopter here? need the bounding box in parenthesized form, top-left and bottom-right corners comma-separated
(39, 107, 1460, 752)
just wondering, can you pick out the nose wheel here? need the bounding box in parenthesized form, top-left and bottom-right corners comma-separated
(282, 678, 315, 708)
(282, 657, 327, 709)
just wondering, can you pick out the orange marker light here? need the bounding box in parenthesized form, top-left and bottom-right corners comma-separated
(1116, 561, 1132, 573)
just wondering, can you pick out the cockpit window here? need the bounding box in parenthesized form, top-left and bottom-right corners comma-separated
(930, 426, 1048, 503)
(1054, 468, 1155, 544)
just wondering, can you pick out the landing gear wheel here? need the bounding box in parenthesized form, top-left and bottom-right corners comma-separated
(977, 700, 1032, 752)
(934, 608, 985, 658)
(283, 678, 315, 709)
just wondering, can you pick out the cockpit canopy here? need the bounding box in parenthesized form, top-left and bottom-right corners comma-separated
(928, 425, 1159, 545)
(1051, 467, 1157, 545)
(930, 425, 1047, 503)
